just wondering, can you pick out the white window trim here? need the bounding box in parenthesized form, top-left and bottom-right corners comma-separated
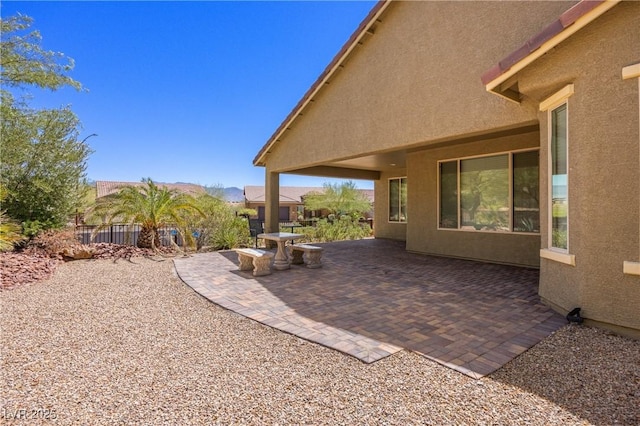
(623, 261, 640, 276)
(436, 148, 540, 234)
(540, 248, 575, 266)
(541, 84, 574, 261)
(388, 177, 407, 224)
(539, 84, 574, 112)
(622, 63, 640, 80)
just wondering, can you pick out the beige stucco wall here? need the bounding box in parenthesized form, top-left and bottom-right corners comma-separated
(516, 2, 640, 333)
(257, 1, 639, 334)
(262, 1, 574, 173)
(405, 131, 541, 267)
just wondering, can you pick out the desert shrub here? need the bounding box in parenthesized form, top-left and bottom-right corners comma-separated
(21, 219, 58, 239)
(25, 227, 79, 258)
(181, 195, 251, 251)
(0, 211, 24, 252)
(211, 216, 251, 250)
(298, 217, 371, 243)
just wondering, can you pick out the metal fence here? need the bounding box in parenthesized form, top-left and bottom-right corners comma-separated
(75, 224, 183, 247)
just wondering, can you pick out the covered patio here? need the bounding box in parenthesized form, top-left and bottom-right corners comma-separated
(174, 239, 565, 379)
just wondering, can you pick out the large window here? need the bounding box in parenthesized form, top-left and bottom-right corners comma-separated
(389, 177, 407, 222)
(438, 150, 539, 233)
(550, 104, 568, 250)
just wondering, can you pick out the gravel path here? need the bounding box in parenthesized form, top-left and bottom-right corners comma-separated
(1, 257, 638, 425)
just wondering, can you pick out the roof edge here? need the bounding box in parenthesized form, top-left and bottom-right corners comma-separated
(482, 0, 620, 99)
(253, 0, 391, 167)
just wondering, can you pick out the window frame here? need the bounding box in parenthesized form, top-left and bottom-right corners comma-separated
(548, 103, 569, 252)
(436, 148, 540, 234)
(538, 84, 575, 265)
(539, 84, 574, 254)
(388, 177, 407, 223)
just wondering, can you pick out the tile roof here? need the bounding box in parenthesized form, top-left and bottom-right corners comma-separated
(243, 186, 374, 204)
(96, 181, 206, 198)
(481, 0, 618, 87)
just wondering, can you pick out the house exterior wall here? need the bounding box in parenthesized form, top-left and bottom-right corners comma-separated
(263, 1, 573, 173)
(514, 1, 640, 335)
(245, 202, 299, 221)
(257, 1, 639, 335)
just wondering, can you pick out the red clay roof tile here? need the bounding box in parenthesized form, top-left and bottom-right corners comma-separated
(481, 0, 609, 86)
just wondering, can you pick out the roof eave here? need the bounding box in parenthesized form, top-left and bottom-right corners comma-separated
(482, 0, 620, 102)
(253, 0, 392, 167)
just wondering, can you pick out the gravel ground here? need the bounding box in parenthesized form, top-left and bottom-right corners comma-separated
(1, 257, 638, 425)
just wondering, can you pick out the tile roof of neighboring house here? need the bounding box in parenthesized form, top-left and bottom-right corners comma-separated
(253, 0, 390, 166)
(96, 181, 206, 199)
(481, 0, 620, 90)
(244, 186, 323, 204)
(243, 186, 374, 204)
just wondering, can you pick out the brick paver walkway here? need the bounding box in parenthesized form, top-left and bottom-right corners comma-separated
(174, 239, 565, 378)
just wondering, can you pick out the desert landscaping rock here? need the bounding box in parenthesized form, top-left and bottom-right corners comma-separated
(1, 258, 638, 425)
(0, 252, 60, 290)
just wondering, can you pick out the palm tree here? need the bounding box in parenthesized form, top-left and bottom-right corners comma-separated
(89, 178, 203, 249)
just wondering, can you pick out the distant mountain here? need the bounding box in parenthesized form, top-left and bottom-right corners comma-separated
(223, 187, 244, 202)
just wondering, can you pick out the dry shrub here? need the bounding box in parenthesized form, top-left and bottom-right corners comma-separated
(24, 228, 80, 259)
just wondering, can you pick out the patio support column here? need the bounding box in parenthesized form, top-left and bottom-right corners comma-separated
(265, 169, 280, 249)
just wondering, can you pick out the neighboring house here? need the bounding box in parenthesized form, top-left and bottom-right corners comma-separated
(253, 1, 639, 337)
(95, 181, 206, 199)
(243, 185, 374, 221)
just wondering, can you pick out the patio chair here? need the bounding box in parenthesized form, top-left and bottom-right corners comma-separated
(248, 219, 264, 248)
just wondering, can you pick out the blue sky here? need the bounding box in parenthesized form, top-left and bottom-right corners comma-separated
(3, 1, 376, 189)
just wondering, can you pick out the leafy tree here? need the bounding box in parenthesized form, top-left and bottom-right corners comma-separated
(1, 15, 82, 91)
(303, 181, 372, 219)
(88, 179, 203, 249)
(1, 102, 92, 227)
(0, 14, 90, 229)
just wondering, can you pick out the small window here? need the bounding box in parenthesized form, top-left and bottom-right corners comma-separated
(550, 103, 568, 250)
(389, 177, 407, 223)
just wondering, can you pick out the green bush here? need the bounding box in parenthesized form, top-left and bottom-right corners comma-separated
(181, 195, 252, 251)
(0, 212, 24, 252)
(298, 217, 371, 243)
(211, 216, 250, 250)
(22, 219, 58, 239)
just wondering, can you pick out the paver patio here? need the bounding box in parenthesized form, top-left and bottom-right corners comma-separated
(174, 238, 566, 378)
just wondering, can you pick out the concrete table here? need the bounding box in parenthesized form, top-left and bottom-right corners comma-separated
(257, 232, 303, 270)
